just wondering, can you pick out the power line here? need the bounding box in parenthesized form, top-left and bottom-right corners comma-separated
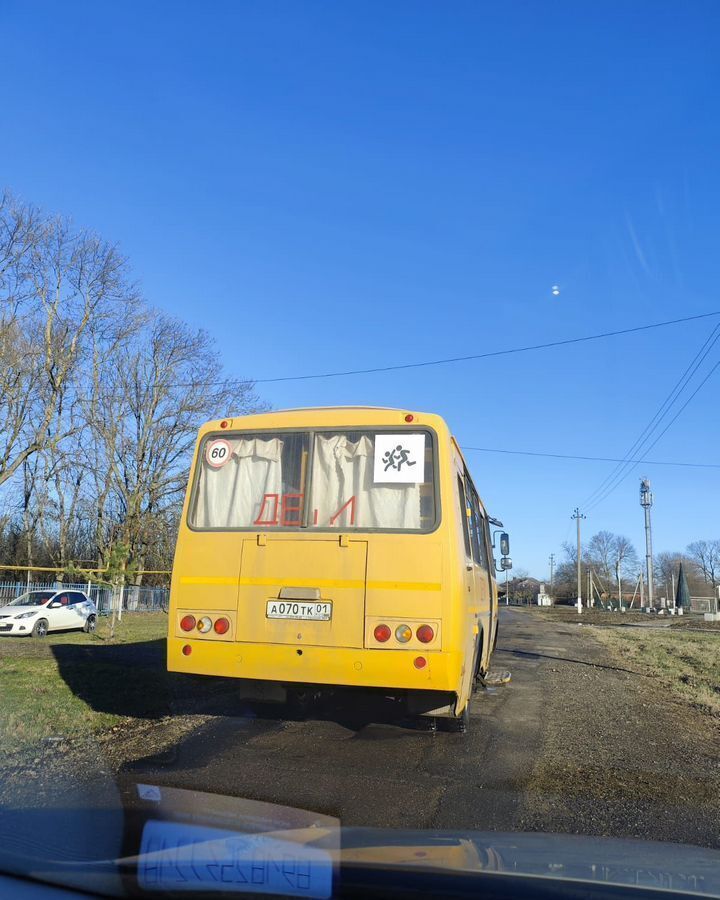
(461, 445, 720, 469)
(580, 321, 720, 509)
(250, 311, 719, 384)
(584, 357, 720, 512)
(98, 310, 720, 397)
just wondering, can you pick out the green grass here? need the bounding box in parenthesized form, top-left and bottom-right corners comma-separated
(0, 613, 171, 754)
(594, 628, 720, 717)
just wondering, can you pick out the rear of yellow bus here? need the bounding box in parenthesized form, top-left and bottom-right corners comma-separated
(167, 408, 470, 719)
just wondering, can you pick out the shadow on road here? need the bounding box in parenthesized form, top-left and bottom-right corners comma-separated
(50, 638, 256, 720)
(50, 639, 432, 735)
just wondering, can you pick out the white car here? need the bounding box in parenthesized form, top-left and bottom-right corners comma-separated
(0, 589, 98, 637)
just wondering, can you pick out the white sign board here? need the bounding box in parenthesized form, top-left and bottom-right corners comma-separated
(373, 433, 425, 483)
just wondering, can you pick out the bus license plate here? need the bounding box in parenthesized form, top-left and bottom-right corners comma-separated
(266, 600, 332, 621)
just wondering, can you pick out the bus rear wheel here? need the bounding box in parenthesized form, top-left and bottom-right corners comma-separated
(472, 631, 486, 690)
(449, 704, 470, 734)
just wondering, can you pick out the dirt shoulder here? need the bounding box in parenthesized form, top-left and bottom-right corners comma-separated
(516, 609, 720, 848)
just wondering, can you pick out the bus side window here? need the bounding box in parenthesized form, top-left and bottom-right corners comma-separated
(481, 515, 494, 574)
(457, 474, 472, 559)
(466, 481, 489, 570)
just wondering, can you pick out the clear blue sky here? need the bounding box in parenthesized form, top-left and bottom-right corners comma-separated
(3, 0, 719, 581)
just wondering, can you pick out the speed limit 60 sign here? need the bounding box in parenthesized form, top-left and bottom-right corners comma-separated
(205, 439, 231, 468)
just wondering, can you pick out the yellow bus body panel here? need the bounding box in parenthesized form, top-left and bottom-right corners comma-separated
(168, 408, 497, 713)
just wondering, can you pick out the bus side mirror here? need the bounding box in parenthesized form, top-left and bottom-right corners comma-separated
(500, 532, 510, 556)
(501, 556, 513, 571)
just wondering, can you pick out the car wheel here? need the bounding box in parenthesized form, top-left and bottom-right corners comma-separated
(32, 618, 49, 638)
(83, 614, 97, 633)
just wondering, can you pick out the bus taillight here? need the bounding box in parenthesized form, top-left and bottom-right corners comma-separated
(214, 617, 230, 635)
(374, 624, 391, 643)
(416, 624, 434, 643)
(180, 615, 196, 632)
(197, 616, 212, 634)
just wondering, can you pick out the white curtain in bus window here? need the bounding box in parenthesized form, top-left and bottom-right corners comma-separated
(310, 434, 421, 529)
(194, 438, 283, 527)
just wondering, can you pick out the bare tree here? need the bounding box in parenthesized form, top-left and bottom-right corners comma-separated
(0, 194, 140, 489)
(0, 191, 268, 584)
(96, 312, 266, 580)
(586, 531, 639, 599)
(686, 540, 720, 589)
(655, 551, 704, 601)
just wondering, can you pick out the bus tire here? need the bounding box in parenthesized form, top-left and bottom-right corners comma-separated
(449, 703, 470, 734)
(472, 630, 485, 684)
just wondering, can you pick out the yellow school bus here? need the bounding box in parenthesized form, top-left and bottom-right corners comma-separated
(167, 407, 510, 729)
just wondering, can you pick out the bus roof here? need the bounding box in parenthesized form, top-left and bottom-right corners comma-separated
(203, 406, 448, 425)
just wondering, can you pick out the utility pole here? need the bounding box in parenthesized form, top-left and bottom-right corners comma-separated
(572, 508, 586, 613)
(549, 553, 555, 598)
(640, 478, 654, 609)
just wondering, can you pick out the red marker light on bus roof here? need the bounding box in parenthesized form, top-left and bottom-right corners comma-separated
(404, 414, 414, 422)
(220, 420, 229, 429)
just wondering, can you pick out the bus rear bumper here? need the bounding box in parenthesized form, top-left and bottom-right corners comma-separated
(167, 637, 460, 694)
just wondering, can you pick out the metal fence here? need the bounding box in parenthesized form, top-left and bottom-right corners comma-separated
(0, 581, 168, 615)
(691, 596, 719, 615)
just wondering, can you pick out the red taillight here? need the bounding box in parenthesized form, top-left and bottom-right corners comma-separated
(416, 624, 434, 644)
(414, 656, 427, 669)
(180, 615, 196, 632)
(374, 624, 391, 643)
(214, 617, 230, 635)
(182, 645, 192, 656)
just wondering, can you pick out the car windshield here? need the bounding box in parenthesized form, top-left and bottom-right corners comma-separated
(8, 591, 54, 607)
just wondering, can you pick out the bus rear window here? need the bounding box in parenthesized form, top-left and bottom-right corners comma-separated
(189, 430, 436, 531)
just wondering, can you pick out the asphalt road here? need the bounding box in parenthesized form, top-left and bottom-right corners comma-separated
(114, 607, 720, 847)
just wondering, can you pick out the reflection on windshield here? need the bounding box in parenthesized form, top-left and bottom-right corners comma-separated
(8, 591, 53, 607)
